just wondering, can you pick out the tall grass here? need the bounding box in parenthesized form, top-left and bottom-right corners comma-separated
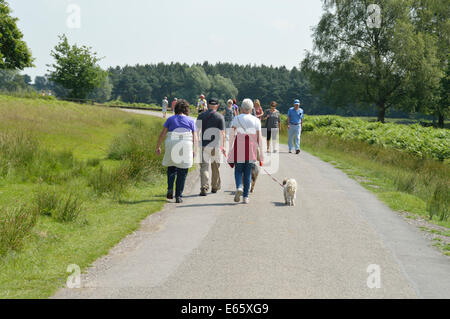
(107, 118, 165, 181)
(87, 118, 165, 197)
(0, 132, 38, 177)
(0, 206, 37, 256)
(0, 95, 169, 297)
(88, 165, 129, 198)
(427, 183, 449, 222)
(52, 194, 82, 223)
(0, 89, 57, 101)
(300, 132, 450, 222)
(34, 186, 82, 222)
(0, 131, 79, 183)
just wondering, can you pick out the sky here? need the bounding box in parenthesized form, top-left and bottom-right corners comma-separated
(8, 0, 324, 80)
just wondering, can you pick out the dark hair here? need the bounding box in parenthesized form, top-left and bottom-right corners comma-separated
(270, 101, 278, 107)
(232, 99, 237, 105)
(174, 99, 190, 115)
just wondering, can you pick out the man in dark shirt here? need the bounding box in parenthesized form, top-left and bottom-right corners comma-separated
(197, 98, 226, 196)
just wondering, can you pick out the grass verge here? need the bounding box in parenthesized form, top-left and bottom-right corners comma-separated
(290, 131, 449, 255)
(0, 95, 168, 298)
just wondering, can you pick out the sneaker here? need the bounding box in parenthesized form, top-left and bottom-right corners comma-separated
(234, 188, 243, 203)
(167, 192, 174, 200)
(176, 197, 183, 203)
(212, 188, 220, 194)
(200, 189, 208, 197)
(243, 197, 249, 204)
(296, 150, 301, 155)
(289, 150, 292, 153)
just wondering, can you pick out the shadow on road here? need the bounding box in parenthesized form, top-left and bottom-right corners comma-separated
(119, 199, 165, 205)
(177, 203, 238, 208)
(272, 202, 287, 207)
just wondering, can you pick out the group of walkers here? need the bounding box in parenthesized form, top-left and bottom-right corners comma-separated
(156, 96, 304, 204)
(161, 96, 181, 118)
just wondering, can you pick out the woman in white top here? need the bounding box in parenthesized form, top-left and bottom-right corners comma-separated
(228, 99, 264, 204)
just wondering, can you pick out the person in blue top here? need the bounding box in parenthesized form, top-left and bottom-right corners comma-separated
(287, 99, 304, 154)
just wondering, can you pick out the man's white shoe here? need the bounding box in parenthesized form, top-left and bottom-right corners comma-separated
(243, 197, 249, 204)
(234, 188, 243, 203)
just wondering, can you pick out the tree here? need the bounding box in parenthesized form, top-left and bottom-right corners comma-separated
(23, 74, 31, 85)
(411, 0, 449, 127)
(301, 0, 443, 123)
(208, 74, 238, 106)
(88, 75, 112, 102)
(33, 76, 48, 91)
(0, 0, 33, 70)
(48, 34, 106, 99)
(183, 65, 211, 102)
(0, 69, 27, 91)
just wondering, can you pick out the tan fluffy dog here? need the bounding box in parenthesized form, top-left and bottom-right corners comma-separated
(283, 178, 297, 206)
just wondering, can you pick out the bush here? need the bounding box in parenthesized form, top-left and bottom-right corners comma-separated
(302, 116, 450, 161)
(33, 187, 82, 222)
(0, 205, 37, 256)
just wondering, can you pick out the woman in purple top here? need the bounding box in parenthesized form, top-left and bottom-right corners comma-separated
(156, 99, 198, 203)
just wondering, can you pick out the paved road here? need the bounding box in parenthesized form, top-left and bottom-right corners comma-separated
(53, 109, 450, 299)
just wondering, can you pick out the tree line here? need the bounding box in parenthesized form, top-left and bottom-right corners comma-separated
(302, 0, 449, 126)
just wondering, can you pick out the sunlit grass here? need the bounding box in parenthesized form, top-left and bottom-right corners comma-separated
(0, 95, 167, 298)
(297, 132, 449, 228)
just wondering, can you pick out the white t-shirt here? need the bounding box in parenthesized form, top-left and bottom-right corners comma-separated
(231, 114, 261, 134)
(162, 99, 169, 110)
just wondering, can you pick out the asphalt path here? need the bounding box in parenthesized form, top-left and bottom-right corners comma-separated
(53, 109, 450, 299)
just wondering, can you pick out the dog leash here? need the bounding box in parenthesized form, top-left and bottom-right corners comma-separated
(220, 147, 284, 189)
(261, 166, 285, 188)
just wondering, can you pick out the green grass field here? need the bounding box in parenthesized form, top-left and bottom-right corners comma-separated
(0, 95, 168, 298)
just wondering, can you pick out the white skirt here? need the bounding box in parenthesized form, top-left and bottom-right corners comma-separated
(162, 131, 194, 169)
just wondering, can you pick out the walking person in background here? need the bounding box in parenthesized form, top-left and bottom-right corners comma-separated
(222, 99, 235, 140)
(197, 98, 226, 197)
(197, 94, 208, 114)
(232, 99, 239, 116)
(228, 99, 264, 204)
(162, 96, 169, 118)
(156, 99, 198, 204)
(252, 99, 264, 120)
(171, 97, 178, 113)
(262, 101, 281, 153)
(287, 99, 304, 154)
